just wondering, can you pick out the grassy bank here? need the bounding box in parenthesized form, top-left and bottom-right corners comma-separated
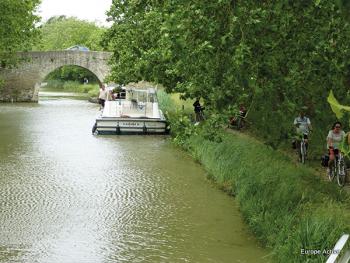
(158, 90, 350, 262)
(188, 132, 350, 262)
(44, 80, 99, 97)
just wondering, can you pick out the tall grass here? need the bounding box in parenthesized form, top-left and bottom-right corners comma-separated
(44, 80, 99, 96)
(158, 90, 350, 262)
(157, 90, 177, 114)
(188, 133, 350, 262)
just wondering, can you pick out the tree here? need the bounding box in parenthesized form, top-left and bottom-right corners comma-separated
(35, 16, 107, 51)
(45, 65, 99, 83)
(35, 16, 108, 83)
(0, 0, 41, 67)
(104, 0, 350, 149)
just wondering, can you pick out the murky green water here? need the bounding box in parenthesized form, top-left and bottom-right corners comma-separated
(0, 92, 269, 263)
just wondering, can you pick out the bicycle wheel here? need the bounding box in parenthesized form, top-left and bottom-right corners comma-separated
(299, 141, 306, 164)
(337, 158, 347, 187)
(328, 163, 336, 182)
(236, 117, 242, 130)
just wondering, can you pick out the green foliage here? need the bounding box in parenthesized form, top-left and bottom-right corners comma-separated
(35, 16, 106, 51)
(0, 0, 40, 67)
(87, 86, 100, 97)
(0, 78, 4, 92)
(198, 113, 226, 143)
(44, 80, 99, 94)
(158, 90, 197, 146)
(104, 0, 350, 152)
(45, 79, 64, 89)
(170, 113, 197, 147)
(188, 131, 350, 262)
(45, 65, 99, 83)
(157, 90, 177, 114)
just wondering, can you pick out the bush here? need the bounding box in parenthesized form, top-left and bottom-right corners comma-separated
(45, 79, 65, 89)
(62, 81, 79, 91)
(44, 80, 99, 95)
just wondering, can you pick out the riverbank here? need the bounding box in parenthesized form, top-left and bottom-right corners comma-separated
(189, 131, 350, 262)
(158, 91, 350, 262)
(44, 80, 99, 97)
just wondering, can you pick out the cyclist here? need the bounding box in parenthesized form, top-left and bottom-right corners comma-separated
(327, 121, 346, 173)
(229, 104, 247, 127)
(293, 108, 312, 152)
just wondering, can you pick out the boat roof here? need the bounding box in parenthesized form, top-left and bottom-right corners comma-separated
(129, 88, 156, 94)
(110, 86, 156, 94)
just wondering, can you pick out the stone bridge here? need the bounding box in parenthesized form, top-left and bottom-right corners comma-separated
(0, 51, 112, 102)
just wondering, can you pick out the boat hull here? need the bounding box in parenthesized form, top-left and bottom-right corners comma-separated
(94, 117, 168, 135)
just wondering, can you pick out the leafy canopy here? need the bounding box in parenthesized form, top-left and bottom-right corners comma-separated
(104, 1, 350, 149)
(0, 0, 41, 66)
(35, 16, 107, 51)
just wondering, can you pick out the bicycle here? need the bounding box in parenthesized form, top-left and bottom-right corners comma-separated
(295, 134, 308, 164)
(229, 114, 247, 130)
(236, 115, 245, 130)
(328, 151, 347, 186)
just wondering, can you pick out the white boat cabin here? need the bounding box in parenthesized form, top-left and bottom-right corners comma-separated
(102, 88, 161, 119)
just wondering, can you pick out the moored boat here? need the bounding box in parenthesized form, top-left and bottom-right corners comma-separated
(92, 87, 168, 134)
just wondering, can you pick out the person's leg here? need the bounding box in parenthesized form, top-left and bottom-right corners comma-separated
(327, 149, 332, 176)
(328, 149, 338, 173)
(240, 117, 245, 128)
(296, 139, 301, 161)
(195, 112, 200, 122)
(304, 134, 309, 150)
(199, 111, 204, 121)
(334, 149, 339, 163)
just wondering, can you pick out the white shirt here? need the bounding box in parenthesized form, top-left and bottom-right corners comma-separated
(327, 130, 345, 149)
(294, 116, 311, 134)
(98, 89, 107, 100)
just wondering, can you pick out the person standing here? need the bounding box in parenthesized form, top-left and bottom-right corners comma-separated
(98, 84, 107, 109)
(193, 98, 203, 123)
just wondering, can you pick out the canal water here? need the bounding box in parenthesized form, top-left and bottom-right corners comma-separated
(0, 92, 269, 263)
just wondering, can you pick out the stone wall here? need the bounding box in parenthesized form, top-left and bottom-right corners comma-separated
(0, 51, 112, 102)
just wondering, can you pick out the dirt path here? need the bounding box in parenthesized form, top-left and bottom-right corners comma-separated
(225, 127, 350, 190)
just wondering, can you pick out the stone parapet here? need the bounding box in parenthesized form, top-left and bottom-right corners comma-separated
(0, 51, 112, 102)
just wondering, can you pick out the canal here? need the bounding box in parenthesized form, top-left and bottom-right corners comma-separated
(0, 92, 269, 262)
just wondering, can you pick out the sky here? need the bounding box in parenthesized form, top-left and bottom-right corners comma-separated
(38, 0, 113, 26)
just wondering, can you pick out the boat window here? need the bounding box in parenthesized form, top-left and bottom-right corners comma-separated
(114, 92, 125, 99)
(125, 89, 158, 103)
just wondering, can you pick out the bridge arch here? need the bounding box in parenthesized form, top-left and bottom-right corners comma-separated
(0, 51, 112, 102)
(42, 65, 100, 86)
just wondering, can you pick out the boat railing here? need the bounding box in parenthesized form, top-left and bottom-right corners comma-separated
(326, 234, 350, 263)
(119, 101, 154, 117)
